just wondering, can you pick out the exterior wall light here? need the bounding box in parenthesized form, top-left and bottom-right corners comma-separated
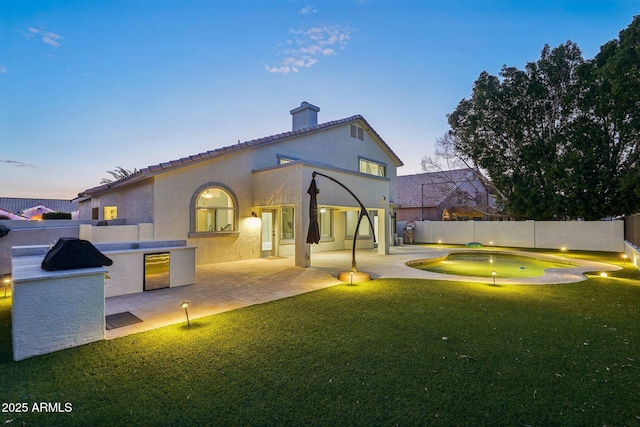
(180, 301, 190, 327)
(251, 211, 258, 218)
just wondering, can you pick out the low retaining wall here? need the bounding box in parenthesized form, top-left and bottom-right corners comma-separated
(624, 241, 640, 271)
(399, 220, 624, 252)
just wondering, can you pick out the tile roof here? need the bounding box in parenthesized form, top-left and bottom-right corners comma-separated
(0, 198, 79, 216)
(78, 115, 403, 198)
(397, 169, 482, 208)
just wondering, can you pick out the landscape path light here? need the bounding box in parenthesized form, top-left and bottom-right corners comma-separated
(2, 276, 10, 298)
(180, 301, 190, 327)
(491, 271, 497, 286)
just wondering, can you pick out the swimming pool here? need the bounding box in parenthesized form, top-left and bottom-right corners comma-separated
(407, 251, 577, 279)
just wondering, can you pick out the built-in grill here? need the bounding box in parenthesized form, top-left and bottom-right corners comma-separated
(41, 238, 113, 271)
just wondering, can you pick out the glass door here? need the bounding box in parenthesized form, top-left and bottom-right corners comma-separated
(261, 211, 275, 257)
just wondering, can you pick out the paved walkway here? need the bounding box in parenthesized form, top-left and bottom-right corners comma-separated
(105, 246, 619, 339)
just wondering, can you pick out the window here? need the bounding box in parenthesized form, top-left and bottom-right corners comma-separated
(345, 210, 371, 237)
(350, 124, 364, 141)
(104, 206, 117, 220)
(281, 206, 294, 239)
(195, 187, 235, 232)
(278, 155, 298, 164)
(91, 207, 99, 220)
(359, 158, 386, 177)
(319, 208, 332, 239)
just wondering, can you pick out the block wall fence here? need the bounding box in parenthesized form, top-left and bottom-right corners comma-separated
(397, 220, 625, 253)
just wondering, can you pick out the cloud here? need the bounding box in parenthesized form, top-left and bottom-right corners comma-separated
(0, 160, 37, 168)
(266, 24, 351, 74)
(0, 66, 7, 74)
(27, 27, 63, 48)
(299, 5, 317, 15)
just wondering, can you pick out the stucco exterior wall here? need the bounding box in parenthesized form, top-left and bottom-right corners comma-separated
(152, 151, 261, 265)
(80, 178, 154, 223)
(245, 121, 399, 203)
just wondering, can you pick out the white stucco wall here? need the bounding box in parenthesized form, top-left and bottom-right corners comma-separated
(11, 264, 105, 361)
(79, 223, 155, 243)
(402, 220, 624, 252)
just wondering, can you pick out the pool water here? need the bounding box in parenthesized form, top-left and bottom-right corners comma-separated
(410, 252, 576, 278)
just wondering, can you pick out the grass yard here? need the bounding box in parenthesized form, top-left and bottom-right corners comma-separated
(1, 250, 639, 426)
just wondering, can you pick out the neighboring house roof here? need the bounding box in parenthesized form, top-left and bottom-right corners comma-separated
(0, 198, 79, 216)
(77, 115, 403, 199)
(397, 169, 485, 208)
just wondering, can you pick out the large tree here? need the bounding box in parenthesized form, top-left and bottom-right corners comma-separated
(446, 17, 640, 220)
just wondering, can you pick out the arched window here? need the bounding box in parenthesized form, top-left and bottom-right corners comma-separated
(195, 187, 236, 232)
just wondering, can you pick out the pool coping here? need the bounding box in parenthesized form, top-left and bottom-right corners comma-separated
(396, 247, 622, 285)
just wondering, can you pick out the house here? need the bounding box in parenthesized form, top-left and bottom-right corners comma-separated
(397, 168, 503, 222)
(0, 198, 79, 220)
(76, 102, 404, 267)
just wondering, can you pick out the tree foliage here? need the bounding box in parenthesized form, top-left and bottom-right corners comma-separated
(101, 166, 137, 184)
(445, 16, 640, 220)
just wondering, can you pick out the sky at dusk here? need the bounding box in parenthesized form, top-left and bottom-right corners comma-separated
(2, 1, 639, 199)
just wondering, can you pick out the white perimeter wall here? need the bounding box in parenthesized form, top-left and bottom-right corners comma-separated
(401, 220, 624, 252)
(80, 223, 154, 243)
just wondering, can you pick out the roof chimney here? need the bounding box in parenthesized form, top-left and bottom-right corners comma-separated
(290, 102, 320, 131)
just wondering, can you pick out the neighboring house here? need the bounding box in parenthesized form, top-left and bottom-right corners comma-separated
(0, 198, 79, 220)
(397, 168, 503, 222)
(76, 102, 404, 267)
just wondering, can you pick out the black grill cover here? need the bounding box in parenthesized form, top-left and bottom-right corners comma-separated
(0, 225, 9, 238)
(41, 238, 113, 271)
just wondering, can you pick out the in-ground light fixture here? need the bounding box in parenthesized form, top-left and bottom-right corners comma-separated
(180, 301, 190, 327)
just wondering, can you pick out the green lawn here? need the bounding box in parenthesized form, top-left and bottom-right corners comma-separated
(1, 250, 639, 426)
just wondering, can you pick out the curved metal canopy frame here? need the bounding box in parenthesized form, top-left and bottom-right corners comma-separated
(309, 171, 376, 273)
